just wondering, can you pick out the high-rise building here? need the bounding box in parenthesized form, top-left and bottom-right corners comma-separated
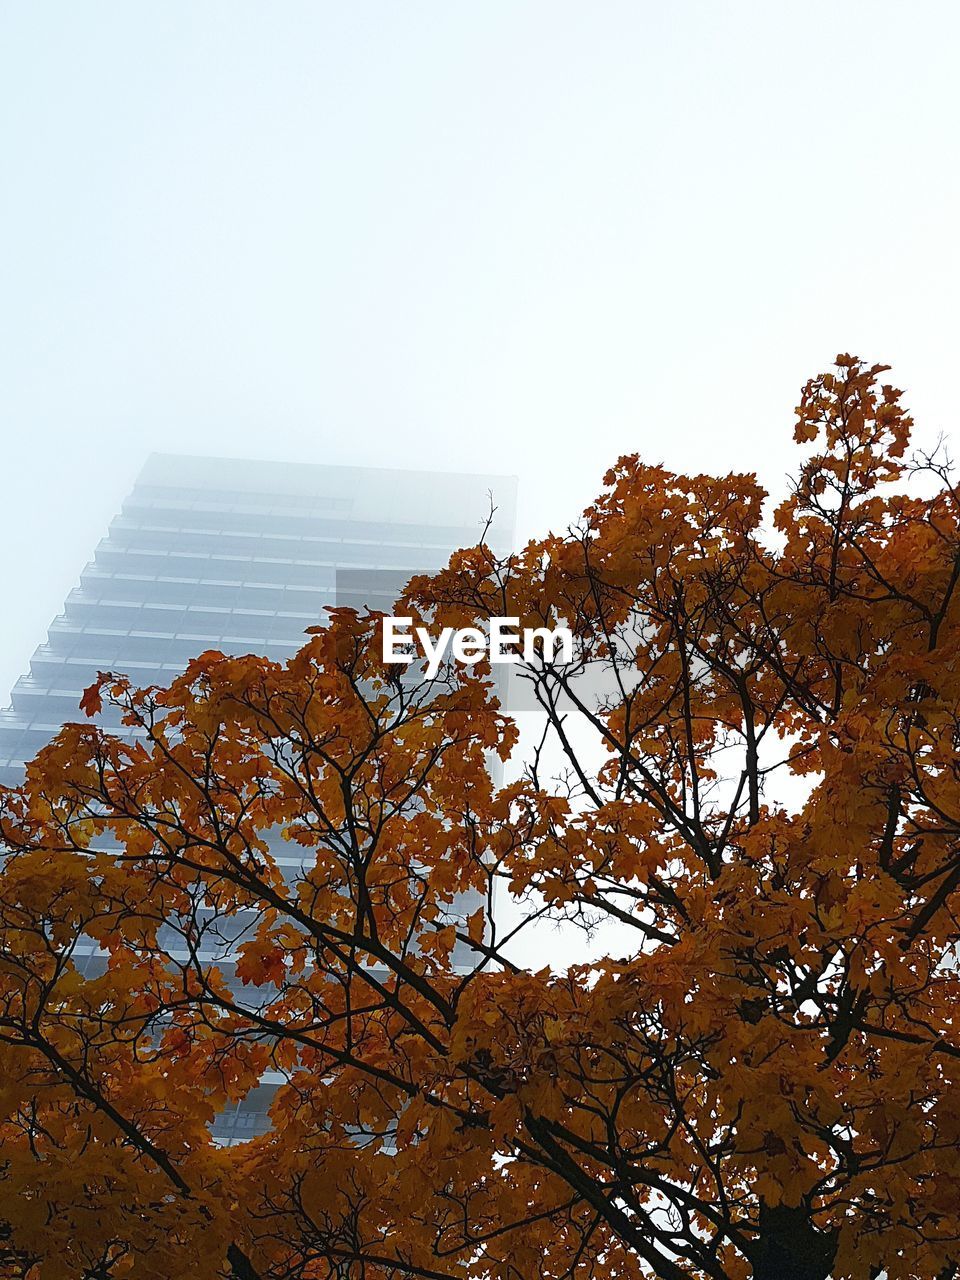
(0, 453, 518, 1142)
(0, 453, 517, 785)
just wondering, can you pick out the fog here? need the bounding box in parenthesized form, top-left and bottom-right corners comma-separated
(2, 0, 958, 701)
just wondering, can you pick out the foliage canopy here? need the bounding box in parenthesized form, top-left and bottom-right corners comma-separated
(2, 358, 960, 1280)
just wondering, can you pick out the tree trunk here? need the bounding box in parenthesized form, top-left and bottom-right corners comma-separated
(752, 1204, 837, 1280)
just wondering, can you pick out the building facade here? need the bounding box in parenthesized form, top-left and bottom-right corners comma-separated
(0, 452, 517, 1141)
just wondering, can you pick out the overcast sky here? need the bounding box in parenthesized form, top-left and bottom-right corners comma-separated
(1, 1, 958, 705)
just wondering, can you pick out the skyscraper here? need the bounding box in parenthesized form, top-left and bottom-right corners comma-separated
(0, 453, 517, 785)
(0, 453, 518, 1142)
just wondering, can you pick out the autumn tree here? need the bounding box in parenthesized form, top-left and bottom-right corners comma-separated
(3, 356, 960, 1279)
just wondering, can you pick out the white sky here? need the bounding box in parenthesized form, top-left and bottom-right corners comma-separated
(1, 1, 958, 704)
